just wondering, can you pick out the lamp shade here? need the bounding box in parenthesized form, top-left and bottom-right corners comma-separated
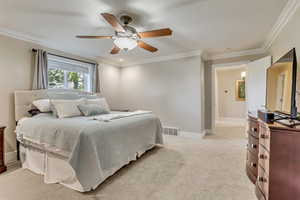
(113, 37, 137, 50)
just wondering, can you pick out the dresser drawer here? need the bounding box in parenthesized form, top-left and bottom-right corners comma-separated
(246, 150, 258, 177)
(259, 123, 270, 151)
(246, 165, 257, 184)
(257, 166, 269, 199)
(248, 119, 259, 138)
(248, 134, 259, 155)
(258, 145, 269, 174)
(255, 184, 267, 200)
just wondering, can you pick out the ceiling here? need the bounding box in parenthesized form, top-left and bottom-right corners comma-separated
(0, 0, 289, 65)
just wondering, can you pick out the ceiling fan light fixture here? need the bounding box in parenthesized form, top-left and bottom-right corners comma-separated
(113, 37, 137, 51)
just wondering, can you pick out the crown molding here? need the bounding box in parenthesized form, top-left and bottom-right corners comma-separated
(0, 0, 298, 65)
(121, 50, 203, 67)
(0, 27, 200, 67)
(263, 0, 300, 51)
(96, 57, 122, 67)
(207, 48, 266, 61)
(0, 27, 43, 44)
(0, 28, 100, 62)
(205, 0, 300, 61)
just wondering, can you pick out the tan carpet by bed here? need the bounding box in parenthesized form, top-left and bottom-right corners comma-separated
(0, 123, 255, 200)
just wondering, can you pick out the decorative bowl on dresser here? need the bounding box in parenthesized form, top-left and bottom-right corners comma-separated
(246, 114, 259, 184)
(0, 126, 6, 174)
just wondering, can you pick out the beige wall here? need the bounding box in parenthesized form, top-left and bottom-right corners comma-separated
(216, 67, 246, 119)
(0, 34, 121, 154)
(119, 56, 204, 133)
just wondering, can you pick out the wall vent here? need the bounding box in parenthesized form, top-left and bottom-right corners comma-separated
(163, 127, 179, 136)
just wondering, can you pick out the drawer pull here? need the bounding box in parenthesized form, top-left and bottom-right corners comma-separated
(250, 162, 257, 168)
(258, 176, 267, 183)
(251, 127, 258, 132)
(260, 134, 269, 139)
(259, 154, 268, 160)
(251, 144, 257, 149)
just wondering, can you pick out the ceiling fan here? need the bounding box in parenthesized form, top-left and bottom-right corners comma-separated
(76, 13, 173, 54)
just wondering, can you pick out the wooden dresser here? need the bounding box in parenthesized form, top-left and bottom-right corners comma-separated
(246, 115, 259, 184)
(254, 121, 300, 200)
(0, 126, 6, 174)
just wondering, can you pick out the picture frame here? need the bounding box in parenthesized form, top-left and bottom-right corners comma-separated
(236, 80, 246, 101)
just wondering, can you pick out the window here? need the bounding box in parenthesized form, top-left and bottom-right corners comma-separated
(48, 55, 94, 92)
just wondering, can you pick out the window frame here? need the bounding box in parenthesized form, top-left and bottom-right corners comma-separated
(47, 55, 93, 92)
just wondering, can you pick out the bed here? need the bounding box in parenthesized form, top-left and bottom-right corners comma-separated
(14, 90, 163, 192)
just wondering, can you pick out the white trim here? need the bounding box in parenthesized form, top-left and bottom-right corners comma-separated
(179, 131, 205, 139)
(97, 57, 122, 68)
(121, 50, 203, 67)
(206, 0, 300, 61)
(0, 0, 297, 65)
(207, 48, 266, 61)
(0, 27, 201, 67)
(0, 27, 43, 45)
(263, 0, 300, 51)
(204, 129, 213, 135)
(5, 151, 17, 165)
(212, 61, 251, 68)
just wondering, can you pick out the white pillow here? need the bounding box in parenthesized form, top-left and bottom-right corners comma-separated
(32, 99, 51, 112)
(86, 98, 111, 112)
(51, 99, 85, 118)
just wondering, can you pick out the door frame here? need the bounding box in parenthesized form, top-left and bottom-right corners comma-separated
(211, 61, 250, 133)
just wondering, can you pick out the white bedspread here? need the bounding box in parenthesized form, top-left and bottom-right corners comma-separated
(16, 111, 163, 192)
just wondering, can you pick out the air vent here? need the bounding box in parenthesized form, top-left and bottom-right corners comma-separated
(163, 127, 179, 136)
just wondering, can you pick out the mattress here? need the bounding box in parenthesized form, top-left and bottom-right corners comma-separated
(16, 112, 163, 192)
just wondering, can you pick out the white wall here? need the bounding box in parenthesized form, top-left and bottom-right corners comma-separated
(98, 63, 121, 109)
(0, 34, 121, 154)
(119, 56, 204, 133)
(216, 67, 246, 119)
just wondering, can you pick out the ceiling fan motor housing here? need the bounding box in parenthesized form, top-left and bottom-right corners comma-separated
(120, 15, 133, 25)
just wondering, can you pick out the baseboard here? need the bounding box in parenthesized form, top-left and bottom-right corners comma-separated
(179, 131, 205, 139)
(204, 129, 213, 135)
(5, 151, 17, 165)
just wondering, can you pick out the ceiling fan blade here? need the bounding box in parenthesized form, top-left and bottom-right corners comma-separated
(138, 28, 172, 38)
(138, 41, 158, 52)
(110, 45, 121, 54)
(76, 35, 112, 39)
(101, 13, 126, 33)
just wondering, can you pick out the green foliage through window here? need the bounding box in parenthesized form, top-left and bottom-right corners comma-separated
(48, 68, 86, 91)
(48, 69, 64, 88)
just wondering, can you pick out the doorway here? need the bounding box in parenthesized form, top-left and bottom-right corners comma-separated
(214, 64, 247, 127)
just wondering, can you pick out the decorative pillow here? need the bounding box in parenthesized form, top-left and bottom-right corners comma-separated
(78, 104, 109, 116)
(51, 99, 85, 118)
(47, 92, 81, 117)
(32, 99, 51, 112)
(47, 92, 80, 100)
(86, 98, 111, 111)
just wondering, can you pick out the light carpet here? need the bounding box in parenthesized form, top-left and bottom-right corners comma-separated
(0, 123, 256, 200)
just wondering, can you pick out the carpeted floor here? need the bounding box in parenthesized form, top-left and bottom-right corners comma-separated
(0, 123, 256, 200)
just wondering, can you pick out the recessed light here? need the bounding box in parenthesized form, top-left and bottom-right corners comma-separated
(119, 58, 124, 62)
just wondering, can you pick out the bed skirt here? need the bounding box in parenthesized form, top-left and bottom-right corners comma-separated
(20, 143, 156, 192)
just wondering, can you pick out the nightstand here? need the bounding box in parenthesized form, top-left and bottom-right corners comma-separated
(0, 126, 6, 174)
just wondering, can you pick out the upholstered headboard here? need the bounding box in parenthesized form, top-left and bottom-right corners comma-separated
(14, 89, 98, 121)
